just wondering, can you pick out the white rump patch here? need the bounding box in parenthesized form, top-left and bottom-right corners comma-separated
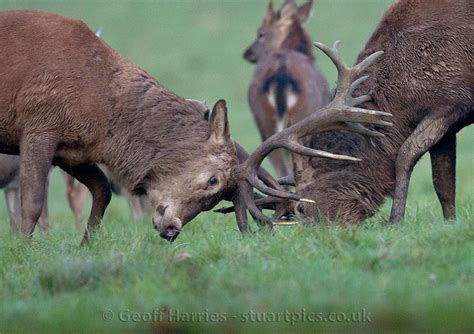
(285, 88, 298, 110)
(267, 85, 277, 109)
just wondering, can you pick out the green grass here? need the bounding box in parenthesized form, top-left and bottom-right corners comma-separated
(0, 0, 473, 332)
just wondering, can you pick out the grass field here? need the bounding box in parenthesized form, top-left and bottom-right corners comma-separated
(0, 0, 473, 332)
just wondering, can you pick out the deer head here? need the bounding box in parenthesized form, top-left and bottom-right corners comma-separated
(243, 0, 314, 63)
(136, 100, 235, 241)
(220, 41, 391, 231)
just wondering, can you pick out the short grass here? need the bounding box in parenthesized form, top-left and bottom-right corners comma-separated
(0, 0, 473, 333)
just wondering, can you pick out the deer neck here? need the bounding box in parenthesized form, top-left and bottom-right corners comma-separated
(281, 24, 314, 61)
(98, 68, 209, 191)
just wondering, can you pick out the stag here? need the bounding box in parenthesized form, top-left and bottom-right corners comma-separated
(244, 0, 330, 177)
(0, 11, 237, 242)
(285, 0, 473, 224)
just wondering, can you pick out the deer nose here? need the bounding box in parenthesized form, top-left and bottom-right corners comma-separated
(243, 48, 257, 62)
(159, 226, 180, 242)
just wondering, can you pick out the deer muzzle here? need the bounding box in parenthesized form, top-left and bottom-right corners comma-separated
(153, 206, 182, 242)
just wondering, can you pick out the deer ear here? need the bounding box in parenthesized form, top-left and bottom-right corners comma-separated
(264, 0, 274, 25)
(209, 99, 230, 145)
(297, 0, 313, 23)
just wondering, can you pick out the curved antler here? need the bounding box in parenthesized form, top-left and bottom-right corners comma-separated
(228, 40, 391, 230)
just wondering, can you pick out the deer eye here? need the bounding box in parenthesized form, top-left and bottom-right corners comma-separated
(207, 176, 219, 188)
(296, 203, 305, 215)
(258, 31, 264, 39)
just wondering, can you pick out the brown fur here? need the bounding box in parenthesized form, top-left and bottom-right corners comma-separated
(244, 0, 330, 177)
(294, 0, 473, 223)
(0, 11, 238, 242)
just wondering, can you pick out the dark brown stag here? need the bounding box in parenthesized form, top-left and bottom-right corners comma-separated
(289, 0, 473, 224)
(244, 0, 330, 177)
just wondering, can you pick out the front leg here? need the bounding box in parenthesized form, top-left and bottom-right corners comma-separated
(19, 132, 57, 236)
(58, 162, 111, 244)
(390, 109, 459, 223)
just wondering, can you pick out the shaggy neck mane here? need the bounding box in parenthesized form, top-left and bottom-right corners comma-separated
(101, 68, 209, 191)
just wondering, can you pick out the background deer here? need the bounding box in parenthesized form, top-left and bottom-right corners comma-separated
(244, 0, 330, 177)
(291, 0, 473, 224)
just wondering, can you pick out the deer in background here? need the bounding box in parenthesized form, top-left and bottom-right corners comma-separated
(290, 0, 473, 224)
(244, 0, 330, 177)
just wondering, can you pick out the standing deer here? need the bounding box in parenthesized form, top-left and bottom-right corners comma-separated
(286, 0, 473, 224)
(244, 0, 330, 177)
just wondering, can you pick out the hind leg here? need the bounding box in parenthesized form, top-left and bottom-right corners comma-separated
(430, 133, 456, 220)
(268, 149, 292, 178)
(58, 162, 111, 244)
(390, 109, 459, 223)
(19, 133, 57, 236)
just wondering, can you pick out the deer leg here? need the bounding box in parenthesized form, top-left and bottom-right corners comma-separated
(268, 149, 292, 178)
(19, 133, 57, 236)
(127, 192, 144, 220)
(429, 133, 456, 220)
(64, 172, 88, 228)
(390, 111, 458, 223)
(59, 163, 111, 244)
(4, 184, 21, 233)
(253, 110, 291, 178)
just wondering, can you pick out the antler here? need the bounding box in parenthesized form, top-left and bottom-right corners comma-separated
(229, 40, 391, 230)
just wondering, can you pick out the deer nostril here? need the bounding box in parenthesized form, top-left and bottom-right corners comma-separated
(159, 226, 180, 242)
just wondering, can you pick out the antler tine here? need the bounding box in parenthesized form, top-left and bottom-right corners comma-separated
(314, 41, 384, 107)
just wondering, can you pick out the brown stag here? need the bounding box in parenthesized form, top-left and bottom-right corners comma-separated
(288, 0, 473, 224)
(0, 11, 247, 242)
(244, 0, 330, 177)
